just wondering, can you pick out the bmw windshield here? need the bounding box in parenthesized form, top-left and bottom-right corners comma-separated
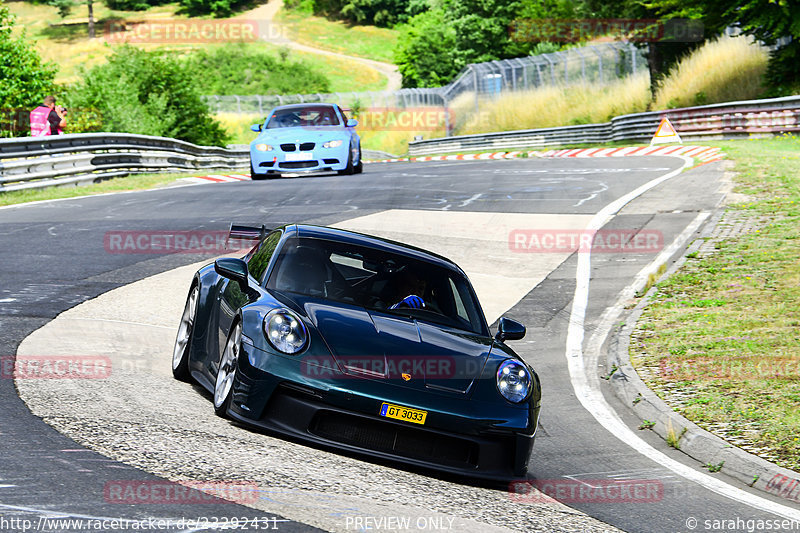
(265, 106, 341, 129)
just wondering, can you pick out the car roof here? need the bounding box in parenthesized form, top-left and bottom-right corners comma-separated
(281, 224, 463, 274)
(271, 103, 338, 111)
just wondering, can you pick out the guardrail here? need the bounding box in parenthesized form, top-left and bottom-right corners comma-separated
(0, 133, 248, 192)
(3, 95, 799, 192)
(408, 95, 800, 155)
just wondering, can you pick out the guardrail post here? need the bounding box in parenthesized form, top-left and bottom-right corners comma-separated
(472, 65, 479, 116)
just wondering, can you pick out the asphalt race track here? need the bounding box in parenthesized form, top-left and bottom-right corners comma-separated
(1, 156, 798, 532)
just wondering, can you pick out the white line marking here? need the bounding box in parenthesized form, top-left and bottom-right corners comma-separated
(459, 193, 483, 207)
(564, 156, 800, 520)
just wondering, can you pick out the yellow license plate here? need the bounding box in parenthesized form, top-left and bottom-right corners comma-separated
(379, 402, 427, 425)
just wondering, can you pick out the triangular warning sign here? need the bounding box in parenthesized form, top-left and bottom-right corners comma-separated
(651, 117, 682, 145)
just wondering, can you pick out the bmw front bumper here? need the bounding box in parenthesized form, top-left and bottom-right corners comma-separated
(250, 144, 350, 174)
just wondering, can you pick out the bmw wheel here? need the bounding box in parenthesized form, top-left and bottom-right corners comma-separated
(337, 144, 356, 175)
(172, 285, 198, 381)
(353, 143, 363, 174)
(214, 321, 241, 417)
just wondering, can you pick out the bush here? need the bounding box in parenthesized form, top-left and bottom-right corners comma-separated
(66, 46, 229, 146)
(105, 0, 173, 11)
(185, 45, 331, 95)
(285, 0, 428, 27)
(179, 0, 248, 17)
(0, 5, 58, 137)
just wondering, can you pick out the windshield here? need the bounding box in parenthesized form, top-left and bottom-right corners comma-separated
(266, 106, 341, 129)
(266, 237, 488, 335)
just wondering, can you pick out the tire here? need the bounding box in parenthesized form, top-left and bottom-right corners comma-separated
(353, 144, 363, 174)
(213, 321, 242, 417)
(337, 145, 356, 175)
(337, 158, 353, 176)
(172, 285, 198, 382)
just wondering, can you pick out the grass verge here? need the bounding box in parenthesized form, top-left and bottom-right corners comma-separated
(630, 136, 800, 471)
(0, 172, 204, 207)
(276, 8, 398, 63)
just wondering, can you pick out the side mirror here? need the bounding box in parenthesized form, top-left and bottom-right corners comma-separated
(250, 124, 263, 132)
(495, 317, 526, 342)
(215, 258, 249, 287)
(346, 118, 358, 128)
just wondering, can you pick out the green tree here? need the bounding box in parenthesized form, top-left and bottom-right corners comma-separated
(394, 9, 459, 88)
(47, 0, 97, 38)
(646, 0, 800, 94)
(0, 5, 58, 137)
(66, 46, 229, 146)
(395, 0, 580, 88)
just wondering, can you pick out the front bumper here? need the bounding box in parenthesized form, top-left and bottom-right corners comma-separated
(250, 145, 350, 173)
(227, 343, 538, 480)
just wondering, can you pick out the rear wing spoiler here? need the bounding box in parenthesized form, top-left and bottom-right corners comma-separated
(226, 223, 269, 249)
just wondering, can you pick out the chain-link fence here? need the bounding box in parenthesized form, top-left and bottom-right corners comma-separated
(203, 90, 446, 115)
(204, 41, 646, 116)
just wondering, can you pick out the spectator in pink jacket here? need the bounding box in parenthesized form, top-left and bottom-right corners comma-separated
(30, 95, 66, 136)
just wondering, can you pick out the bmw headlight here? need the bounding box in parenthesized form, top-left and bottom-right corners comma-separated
(263, 309, 308, 354)
(322, 140, 343, 148)
(496, 360, 532, 403)
(255, 143, 273, 152)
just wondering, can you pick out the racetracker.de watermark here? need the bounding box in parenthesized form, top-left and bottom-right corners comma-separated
(104, 480, 259, 505)
(509, 18, 703, 43)
(356, 107, 455, 132)
(660, 357, 799, 382)
(104, 230, 253, 255)
(509, 479, 663, 504)
(301, 355, 481, 380)
(103, 19, 283, 44)
(509, 229, 663, 253)
(1, 355, 111, 379)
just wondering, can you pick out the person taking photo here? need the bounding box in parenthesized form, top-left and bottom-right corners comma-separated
(29, 95, 66, 137)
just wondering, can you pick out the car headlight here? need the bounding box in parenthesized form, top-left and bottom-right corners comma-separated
(322, 140, 343, 148)
(263, 309, 308, 354)
(496, 360, 532, 403)
(255, 144, 273, 152)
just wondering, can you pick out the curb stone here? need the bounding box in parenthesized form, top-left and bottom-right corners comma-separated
(604, 205, 800, 506)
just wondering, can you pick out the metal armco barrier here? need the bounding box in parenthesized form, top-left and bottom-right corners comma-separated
(0, 133, 248, 192)
(408, 95, 800, 156)
(2, 96, 799, 191)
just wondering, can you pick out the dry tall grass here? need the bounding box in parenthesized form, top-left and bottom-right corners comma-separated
(453, 73, 651, 135)
(653, 35, 769, 109)
(215, 113, 262, 145)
